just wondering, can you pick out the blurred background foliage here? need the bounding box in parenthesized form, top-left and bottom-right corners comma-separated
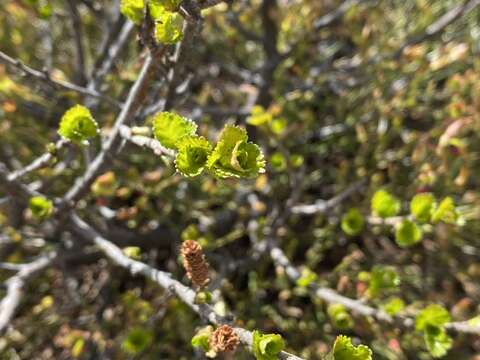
(1, 0, 480, 359)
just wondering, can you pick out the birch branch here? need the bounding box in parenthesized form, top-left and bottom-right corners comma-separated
(119, 125, 175, 157)
(6, 139, 68, 182)
(0, 51, 119, 107)
(70, 214, 304, 360)
(60, 54, 156, 210)
(268, 235, 480, 335)
(291, 180, 366, 215)
(0, 251, 58, 334)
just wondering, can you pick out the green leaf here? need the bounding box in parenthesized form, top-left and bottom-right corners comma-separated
(122, 246, 142, 259)
(175, 136, 212, 177)
(191, 326, 213, 352)
(371, 189, 400, 218)
(207, 125, 265, 179)
(341, 208, 364, 236)
(329, 335, 372, 360)
(152, 111, 197, 150)
(123, 327, 153, 354)
(252, 330, 285, 360)
(149, 0, 180, 17)
(120, 0, 144, 25)
(395, 219, 422, 248)
(38, 3, 53, 19)
(154, 11, 183, 44)
(290, 154, 304, 168)
(327, 304, 353, 330)
(58, 105, 98, 144)
(270, 152, 286, 171)
(415, 304, 451, 331)
(296, 267, 317, 287)
(194, 290, 213, 304)
(410, 193, 436, 223)
(431, 197, 458, 224)
(29, 196, 53, 220)
(71, 337, 85, 357)
(368, 265, 400, 297)
(246, 105, 272, 126)
(424, 326, 452, 358)
(270, 117, 287, 135)
(382, 297, 405, 316)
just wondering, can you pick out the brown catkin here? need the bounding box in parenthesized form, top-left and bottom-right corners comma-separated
(209, 325, 239, 353)
(181, 240, 210, 288)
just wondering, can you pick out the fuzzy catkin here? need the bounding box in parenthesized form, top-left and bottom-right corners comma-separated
(209, 325, 239, 353)
(181, 240, 210, 288)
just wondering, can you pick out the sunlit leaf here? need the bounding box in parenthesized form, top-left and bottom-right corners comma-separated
(416, 304, 451, 331)
(368, 265, 400, 297)
(410, 193, 436, 223)
(29, 196, 53, 220)
(431, 197, 458, 224)
(327, 304, 354, 330)
(123, 327, 153, 354)
(328, 335, 372, 360)
(58, 105, 98, 144)
(252, 331, 284, 360)
(175, 136, 212, 177)
(120, 0, 144, 24)
(382, 297, 405, 315)
(154, 11, 183, 44)
(395, 220, 422, 248)
(371, 190, 400, 218)
(341, 208, 364, 236)
(207, 125, 265, 179)
(152, 111, 197, 150)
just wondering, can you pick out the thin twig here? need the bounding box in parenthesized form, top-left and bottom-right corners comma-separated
(268, 240, 480, 335)
(394, 0, 480, 58)
(60, 54, 156, 210)
(89, 21, 136, 92)
(119, 125, 175, 157)
(290, 180, 366, 215)
(314, 0, 364, 30)
(0, 251, 58, 334)
(7, 139, 68, 182)
(0, 51, 120, 107)
(70, 214, 304, 360)
(66, 0, 88, 85)
(0, 163, 41, 200)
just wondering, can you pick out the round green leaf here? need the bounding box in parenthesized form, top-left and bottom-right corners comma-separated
(122, 327, 153, 354)
(152, 111, 197, 150)
(415, 304, 451, 331)
(368, 265, 400, 297)
(252, 330, 284, 360)
(207, 125, 265, 179)
(120, 0, 144, 25)
(431, 197, 458, 224)
(410, 192, 436, 223)
(154, 11, 183, 44)
(382, 297, 405, 316)
(424, 327, 452, 358)
(270, 152, 286, 171)
(58, 105, 98, 144)
(149, 0, 180, 18)
(29, 196, 53, 220)
(175, 136, 212, 177)
(341, 208, 364, 236)
(327, 304, 354, 330)
(395, 219, 422, 248)
(371, 189, 401, 218)
(330, 335, 373, 360)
